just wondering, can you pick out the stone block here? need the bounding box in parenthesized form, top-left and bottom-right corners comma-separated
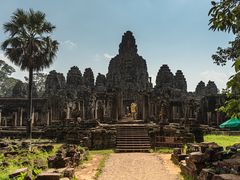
(189, 152, 208, 163)
(36, 172, 61, 180)
(198, 168, 216, 180)
(179, 162, 197, 180)
(212, 174, 240, 180)
(185, 157, 205, 174)
(63, 168, 74, 178)
(9, 167, 28, 179)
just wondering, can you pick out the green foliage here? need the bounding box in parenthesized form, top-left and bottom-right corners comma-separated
(87, 149, 113, 179)
(209, 1, 240, 117)
(94, 154, 110, 180)
(154, 147, 174, 154)
(209, 0, 240, 34)
(89, 149, 114, 156)
(218, 58, 240, 118)
(0, 59, 15, 79)
(1, 8, 59, 138)
(0, 60, 20, 97)
(204, 134, 240, 149)
(0, 142, 62, 179)
(209, 1, 240, 65)
(1, 8, 59, 72)
(24, 72, 47, 97)
(14, 172, 27, 180)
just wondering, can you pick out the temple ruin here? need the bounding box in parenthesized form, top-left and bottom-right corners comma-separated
(0, 31, 226, 150)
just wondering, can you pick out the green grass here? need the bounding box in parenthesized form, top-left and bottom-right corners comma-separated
(90, 149, 114, 156)
(0, 142, 62, 180)
(87, 150, 113, 179)
(204, 134, 240, 149)
(153, 147, 174, 154)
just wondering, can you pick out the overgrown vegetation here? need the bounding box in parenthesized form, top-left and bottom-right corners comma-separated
(0, 140, 62, 180)
(204, 134, 240, 149)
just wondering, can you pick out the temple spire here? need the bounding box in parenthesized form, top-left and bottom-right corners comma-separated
(118, 31, 138, 56)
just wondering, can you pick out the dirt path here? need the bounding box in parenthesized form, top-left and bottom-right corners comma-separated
(74, 154, 103, 180)
(98, 153, 181, 180)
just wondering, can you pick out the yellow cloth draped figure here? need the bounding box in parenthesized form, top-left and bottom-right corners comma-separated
(131, 103, 137, 119)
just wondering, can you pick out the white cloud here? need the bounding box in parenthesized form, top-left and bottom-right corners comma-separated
(93, 53, 114, 62)
(62, 40, 77, 50)
(199, 70, 230, 91)
(103, 53, 114, 60)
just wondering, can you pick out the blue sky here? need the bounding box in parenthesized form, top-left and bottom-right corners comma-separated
(0, 0, 234, 91)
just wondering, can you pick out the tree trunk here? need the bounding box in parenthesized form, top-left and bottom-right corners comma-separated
(27, 67, 33, 139)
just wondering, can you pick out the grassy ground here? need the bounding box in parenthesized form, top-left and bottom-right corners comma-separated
(153, 147, 174, 154)
(204, 134, 240, 149)
(0, 142, 62, 180)
(89, 149, 114, 179)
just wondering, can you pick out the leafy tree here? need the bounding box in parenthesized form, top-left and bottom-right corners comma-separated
(209, 0, 240, 65)
(24, 72, 47, 97)
(1, 9, 59, 138)
(209, 0, 240, 118)
(0, 59, 19, 96)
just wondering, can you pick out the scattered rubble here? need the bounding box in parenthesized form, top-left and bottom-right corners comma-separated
(172, 142, 240, 180)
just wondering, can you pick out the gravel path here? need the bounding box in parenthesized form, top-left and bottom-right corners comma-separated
(98, 153, 181, 180)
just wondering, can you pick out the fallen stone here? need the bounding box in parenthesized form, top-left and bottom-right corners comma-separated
(63, 168, 74, 178)
(212, 174, 240, 180)
(36, 172, 61, 180)
(9, 167, 28, 179)
(189, 152, 208, 163)
(4, 151, 19, 157)
(198, 168, 216, 180)
(0, 142, 8, 148)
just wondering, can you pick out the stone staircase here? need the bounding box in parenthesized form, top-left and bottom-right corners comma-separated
(116, 125, 151, 152)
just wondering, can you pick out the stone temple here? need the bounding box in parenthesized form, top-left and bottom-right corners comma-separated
(0, 31, 226, 151)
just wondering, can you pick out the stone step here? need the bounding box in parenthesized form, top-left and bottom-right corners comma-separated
(117, 145, 151, 148)
(115, 148, 150, 152)
(117, 134, 149, 136)
(116, 125, 150, 152)
(117, 140, 150, 143)
(117, 136, 150, 138)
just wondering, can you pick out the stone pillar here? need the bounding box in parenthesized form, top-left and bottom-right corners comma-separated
(172, 106, 177, 119)
(207, 112, 211, 125)
(155, 104, 157, 117)
(82, 101, 85, 120)
(14, 112, 17, 126)
(19, 108, 23, 126)
(32, 108, 35, 126)
(78, 102, 81, 111)
(95, 100, 98, 119)
(50, 107, 53, 124)
(142, 95, 146, 121)
(35, 112, 39, 125)
(5, 117, 7, 127)
(66, 104, 70, 119)
(103, 100, 106, 116)
(0, 109, 2, 126)
(46, 111, 50, 126)
(216, 112, 220, 126)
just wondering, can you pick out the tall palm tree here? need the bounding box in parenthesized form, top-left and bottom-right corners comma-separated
(1, 9, 59, 138)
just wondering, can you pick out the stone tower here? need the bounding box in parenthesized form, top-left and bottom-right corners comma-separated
(174, 70, 187, 92)
(195, 81, 206, 96)
(155, 64, 174, 89)
(106, 31, 149, 102)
